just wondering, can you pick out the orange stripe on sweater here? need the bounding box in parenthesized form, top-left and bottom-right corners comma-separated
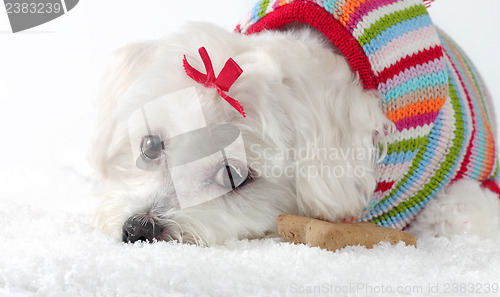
(340, 0, 367, 26)
(385, 97, 446, 122)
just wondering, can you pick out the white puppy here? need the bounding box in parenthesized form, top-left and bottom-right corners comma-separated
(89, 22, 500, 245)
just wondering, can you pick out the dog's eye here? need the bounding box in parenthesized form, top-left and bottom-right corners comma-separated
(214, 164, 249, 190)
(140, 135, 165, 160)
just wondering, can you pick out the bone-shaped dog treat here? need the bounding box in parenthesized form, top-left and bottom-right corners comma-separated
(278, 214, 417, 252)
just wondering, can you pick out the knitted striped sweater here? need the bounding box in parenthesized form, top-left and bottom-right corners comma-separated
(236, 0, 499, 229)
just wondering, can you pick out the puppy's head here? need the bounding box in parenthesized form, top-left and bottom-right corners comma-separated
(89, 23, 305, 245)
(89, 23, 386, 245)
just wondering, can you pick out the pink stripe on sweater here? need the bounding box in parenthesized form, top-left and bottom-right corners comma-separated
(394, 111, 439, 131)
(377, 161, 411, 183)
(378, 58, 446, 94)
(272, 0, 280, 10)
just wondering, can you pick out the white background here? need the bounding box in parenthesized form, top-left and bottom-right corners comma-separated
(0, 0, 499, 209)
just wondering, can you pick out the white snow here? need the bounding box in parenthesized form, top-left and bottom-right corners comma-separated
(0, 0, 499, 296)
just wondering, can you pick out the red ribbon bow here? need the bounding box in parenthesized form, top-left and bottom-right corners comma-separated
(183, 47, 245, 117)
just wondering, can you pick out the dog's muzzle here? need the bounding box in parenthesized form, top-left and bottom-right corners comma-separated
(122, 217, 164, 243)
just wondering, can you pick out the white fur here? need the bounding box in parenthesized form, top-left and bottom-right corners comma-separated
(89, 23, 500, 245)
(408, 179, 500, 239)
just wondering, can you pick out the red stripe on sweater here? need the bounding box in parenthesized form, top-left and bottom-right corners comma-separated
(375, 180, 395, 193)
(376, 45, 444, 85)
(245, 1, 377, 90)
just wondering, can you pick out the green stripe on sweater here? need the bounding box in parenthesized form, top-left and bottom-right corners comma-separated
(386, 136, 426, 155)
(358, 4, 428, 47)
(258, 0, 269, 18)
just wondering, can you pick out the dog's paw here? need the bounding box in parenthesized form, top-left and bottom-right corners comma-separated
(408, 179, 500, 239)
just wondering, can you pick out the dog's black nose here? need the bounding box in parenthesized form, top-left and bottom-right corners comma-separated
(122, 216, 164, 243)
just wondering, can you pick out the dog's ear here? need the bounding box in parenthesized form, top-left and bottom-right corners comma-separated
(293, 84, 389, 222)
(88, 41, 160, 180)
(273, 43, 391, 221)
